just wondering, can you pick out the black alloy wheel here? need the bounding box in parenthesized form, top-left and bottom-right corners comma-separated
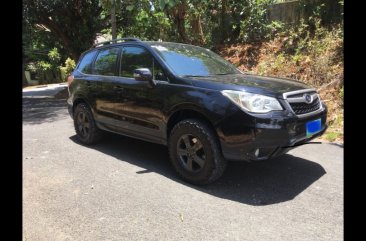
(73, 103, 102, 145)
(169, 119, 227, 185)
(177, 134, 206, 172)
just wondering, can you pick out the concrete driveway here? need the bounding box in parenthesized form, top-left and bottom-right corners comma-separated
(23, 88, 343, 241)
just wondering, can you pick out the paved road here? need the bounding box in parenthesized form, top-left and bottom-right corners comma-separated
(23, 89, 343, 241)
(23, 83, 67, 98)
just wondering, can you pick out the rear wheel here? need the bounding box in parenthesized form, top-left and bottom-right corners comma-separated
(73, 103, 102, 145)
(168, 119, 227, 185)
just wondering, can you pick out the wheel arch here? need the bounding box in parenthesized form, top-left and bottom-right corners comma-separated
(72, 97, 93, 116)
(166, 108, 219, 141)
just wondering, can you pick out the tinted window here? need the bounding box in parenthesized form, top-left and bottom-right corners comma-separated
(153, 61, 167, 81)
(77, 51, 96, 74)
(151, 43, 241, 77)
(120, 46, 166, 81)
(93, 47, 119, 76)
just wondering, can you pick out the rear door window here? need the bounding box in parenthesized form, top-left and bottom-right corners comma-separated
(77, 51, 96, 74)
(93, 47, 120, 76)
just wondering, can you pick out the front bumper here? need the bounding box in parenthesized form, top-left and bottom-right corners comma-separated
(216, 104, 328, 161)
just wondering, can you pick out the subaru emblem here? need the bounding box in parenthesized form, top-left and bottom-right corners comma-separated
(304, 94, 313, 104)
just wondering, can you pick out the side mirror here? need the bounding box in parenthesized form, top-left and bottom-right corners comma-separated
(133, 68, 153, 81)
(133, 68, 156, 87)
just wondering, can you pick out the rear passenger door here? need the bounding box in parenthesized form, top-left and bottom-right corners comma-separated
(89, 47, 122, 128)
(113, 45, 169, 143)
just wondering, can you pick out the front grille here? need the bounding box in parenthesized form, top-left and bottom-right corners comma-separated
(289, 98, 320, 115)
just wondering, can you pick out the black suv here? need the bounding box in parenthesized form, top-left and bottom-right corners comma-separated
(67, 38, 327, 185)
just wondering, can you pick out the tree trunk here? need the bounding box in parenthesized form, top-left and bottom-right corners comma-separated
(111, 0, 117, 40)
(220, 0, 228, 44)
(176, 16, 188, 43)
(167, 2, 189, 43)
(191, 14, 205, 46)
(39, 16, 80, 60)
(197, 15, 205, 45)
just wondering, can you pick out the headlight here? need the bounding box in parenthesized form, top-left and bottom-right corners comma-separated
(221, 90, 283, 113)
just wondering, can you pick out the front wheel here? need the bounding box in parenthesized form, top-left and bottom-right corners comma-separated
(168, 119, 227, 185)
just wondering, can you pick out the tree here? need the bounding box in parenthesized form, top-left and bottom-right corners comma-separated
(99, 0, 122, 40)
(158, 0, 190, 43)
(187, 0, 207, 45)
(23, 0, 106, 60)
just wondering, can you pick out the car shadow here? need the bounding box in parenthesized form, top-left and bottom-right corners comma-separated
(328, 142, 343, 148)
(69, 132, 326, 206)
(23, 97, 69, 125)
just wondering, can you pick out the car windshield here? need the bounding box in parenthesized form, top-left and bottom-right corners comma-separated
(149, 43, 241, 77)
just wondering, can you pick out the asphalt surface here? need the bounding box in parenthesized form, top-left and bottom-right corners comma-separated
(23, 86, 343, 241)
(23, 83, 68, 98)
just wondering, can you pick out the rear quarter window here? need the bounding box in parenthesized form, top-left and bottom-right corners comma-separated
(77, 51, 96, 74)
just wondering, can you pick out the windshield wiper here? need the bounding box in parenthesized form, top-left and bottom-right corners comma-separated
(180, 75, 208, 77)
(213, 73, 233, 75)
(180, 73, 233, 77)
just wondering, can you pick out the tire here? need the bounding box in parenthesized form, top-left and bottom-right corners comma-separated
(73, 103, 102, 145)
(168, 118, 227, 185)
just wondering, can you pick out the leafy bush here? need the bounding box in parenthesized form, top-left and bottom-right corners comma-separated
(324, 132, 340, 142)
(26, 62, 37, 73)
(48, 47, 61, 64)
(59, 57, 76, 81)
(36, 61, 52, 71)
(25, 48, 65, 84)
(266, 21, 285, 38)
(239, 0, 273, 42)
(60, 58, 76, 75)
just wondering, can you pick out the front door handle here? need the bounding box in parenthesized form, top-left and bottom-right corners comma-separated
(114, 85, 125, 93)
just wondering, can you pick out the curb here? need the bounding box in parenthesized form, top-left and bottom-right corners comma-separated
(23, 83, 67, 90)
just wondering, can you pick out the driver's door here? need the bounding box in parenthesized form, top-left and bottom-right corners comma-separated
(112, 45, 169, 144)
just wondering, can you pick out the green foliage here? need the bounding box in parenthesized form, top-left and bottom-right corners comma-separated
(36, 48, 61, 72)
(23, 0, 343, 60)
(126, 5, 134, 11)
(298, 0, 343, 27)
(25, 48, 67, 84)
(257, 52, 286, 75)
(266, 21, 285, 38)
(99, 0, 122, 10)
(158, 0, 180, 10)
(36, 61, 52, 71)
(324, 132, 340, 142)
(23, 0, 105, 60)
(26, 62, 37, 73)
(282, 17, 342, 59)
(48, 48, 61, 64)
(133, 10, 172, 40)
(60, 58, 76, 76)
(239, 0, 273, 42)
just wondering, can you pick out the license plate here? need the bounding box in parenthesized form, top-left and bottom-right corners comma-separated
(306, 118, 322, 137)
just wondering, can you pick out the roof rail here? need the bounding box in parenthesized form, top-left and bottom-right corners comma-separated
(91, 37, 141, 49)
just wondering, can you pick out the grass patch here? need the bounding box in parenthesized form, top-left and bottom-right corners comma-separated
(324, 132, 341, 142)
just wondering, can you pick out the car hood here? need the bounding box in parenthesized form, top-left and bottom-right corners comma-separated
(188, 73, 311, 98)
